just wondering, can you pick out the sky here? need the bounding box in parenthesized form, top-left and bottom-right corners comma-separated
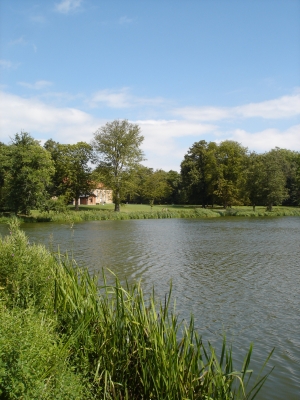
(0, 0, 300, 171)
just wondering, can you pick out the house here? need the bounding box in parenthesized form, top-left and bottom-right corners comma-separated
(73, 183, 113, 206)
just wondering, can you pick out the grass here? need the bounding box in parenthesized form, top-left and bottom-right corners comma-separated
(0, 218, 273, 399)
(1, 204, 299, 224)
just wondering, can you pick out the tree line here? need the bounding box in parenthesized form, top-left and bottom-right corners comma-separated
(0, 120, 299, 214)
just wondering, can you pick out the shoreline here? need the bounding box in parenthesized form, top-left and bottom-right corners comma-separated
(1, 206, 300, 224)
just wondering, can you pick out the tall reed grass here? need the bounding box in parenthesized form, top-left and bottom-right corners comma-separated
(0, 219, 273, 399)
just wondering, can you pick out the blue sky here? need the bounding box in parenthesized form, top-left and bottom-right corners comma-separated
(0, 0, 299, 171)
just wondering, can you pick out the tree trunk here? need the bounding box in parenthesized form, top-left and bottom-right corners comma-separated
(114, 191, 120, 212)
(253, 204, 256, 212)
(75, 198, 79, 211)
(266, 203, 273, 211)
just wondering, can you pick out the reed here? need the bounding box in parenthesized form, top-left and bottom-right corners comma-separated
(0, 220, 273, 399)
(53, 258, 272, 399)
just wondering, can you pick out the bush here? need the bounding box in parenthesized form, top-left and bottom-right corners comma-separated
(0, 219, 54, 310)
(38, 196, 68, 213)
(0, 306, 87, 399)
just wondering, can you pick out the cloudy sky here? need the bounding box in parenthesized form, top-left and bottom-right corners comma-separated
(0, 0, 299, 171)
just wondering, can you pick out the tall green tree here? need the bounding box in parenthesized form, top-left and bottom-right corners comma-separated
(140, 169, 172, 207)
(180, 140, 218, 206)
(260, 149, 288, 211)
(165, 170, 181, 204)
(43, 139, 63, 198)
(54, 142, 95, 210)
(0, 142, 8, 210)
(276, 149, 300, 206)
(214, 141, 248, 208)
(243, 152, 265, 210)
(92, 120, 144, 212)
(3, 132, 54, 215)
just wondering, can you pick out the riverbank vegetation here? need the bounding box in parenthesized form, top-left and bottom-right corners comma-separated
(1, 204, 300, 224)
(0, 220, 272, 399)
(1, 124, 300, 215)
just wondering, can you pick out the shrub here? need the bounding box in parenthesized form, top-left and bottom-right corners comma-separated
(0, 306, 87, 399)
(0, 219, 54, 310)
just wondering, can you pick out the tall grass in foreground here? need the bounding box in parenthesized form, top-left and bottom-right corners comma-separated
(0, 219, 273, 399)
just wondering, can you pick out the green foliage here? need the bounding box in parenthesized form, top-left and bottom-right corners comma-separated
(260, 149, 288, 211)
(0, 306, 86, 400)
(165, 170, 182, 203)
(0, 142, 8, 210)
(140, 169, 172, 204)
(180, 140, 218, 207)
(0, 220, 88, 399)
(53, 250, 271, 400)
(0, 223, 272, 399)
(2, 132, 300, 215)
(38, 196, 68, 213)
(2, 132, 54, 215)
(214, 141, 248, 208)
(92, 120, 144, 211)
(50, 142, 95, 211)
(0, 218, 54, 309)
(180, 140, 300, 209)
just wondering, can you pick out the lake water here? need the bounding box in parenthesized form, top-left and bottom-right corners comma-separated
(1, 217, 299, 399)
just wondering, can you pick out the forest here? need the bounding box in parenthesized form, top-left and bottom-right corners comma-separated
(1, 125, 300, 215)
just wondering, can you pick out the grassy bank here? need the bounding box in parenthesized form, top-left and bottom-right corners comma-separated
(1, 204, 300, 224)
(0, 219, 272, 399)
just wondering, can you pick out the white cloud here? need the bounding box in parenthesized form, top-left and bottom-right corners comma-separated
(89, 88, 165, 109)
(136, 119, 217, 170)
(175, 93, 300, 121)
(9, 36, 37, 52)
(0, 59, 18, 70)
(1, 90, 299, 171)
(119, 16, 133, 24)
(174, 106, 230, 122)
(9, 36, 27, 46)
(228, 125, 300, 152)
(90, 88, 131, 108)
(235, 94, 300, 119)
(30, 15, 46, 23)
(55, 0, 83, 14)
(0, 91, 103, 144)
(18, 80, 53, 90)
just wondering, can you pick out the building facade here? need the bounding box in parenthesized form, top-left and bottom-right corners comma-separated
(73, 183, 113, 205)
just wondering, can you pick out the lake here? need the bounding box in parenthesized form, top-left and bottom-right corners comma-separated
(1, 217, 299, 399)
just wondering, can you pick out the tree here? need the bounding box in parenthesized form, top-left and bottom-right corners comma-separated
(165, 170, 181, 204)
(53, 142, 95, 211)
(243, 152, 265, 211)
(92, 120, 144, 212)
(140, 169, 172, 207)
(277, 149, 300, 206)
(3, 132, 54, 215)
(44, 139, 63, 198)
(180, 140, 218, 206)
(0, 142, 8, 210)
(214, 141, 248, 208)
(260, 149, 288, 211)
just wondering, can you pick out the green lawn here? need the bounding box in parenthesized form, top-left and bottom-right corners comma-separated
(2, 204, 299, 225)
(66, 203, 299, 213)
(68, 203, 192, 213)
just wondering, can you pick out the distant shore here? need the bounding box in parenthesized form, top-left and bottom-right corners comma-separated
(1, 204, 300, 224)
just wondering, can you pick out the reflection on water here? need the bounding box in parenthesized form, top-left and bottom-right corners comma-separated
(1, 217, 299, 400)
